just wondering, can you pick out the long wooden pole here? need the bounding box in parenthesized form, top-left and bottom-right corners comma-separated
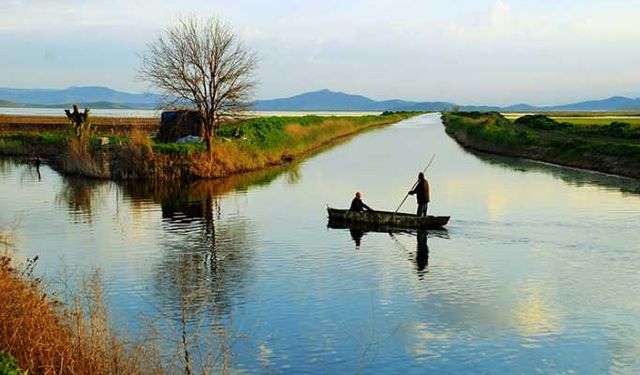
(390, 154, 436, 218)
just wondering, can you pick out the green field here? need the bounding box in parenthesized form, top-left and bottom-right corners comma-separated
(502, 113, 640, 129)
(550, 117, 640, 128)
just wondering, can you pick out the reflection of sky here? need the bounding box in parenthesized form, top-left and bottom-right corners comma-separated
(2, 114, 640, 372)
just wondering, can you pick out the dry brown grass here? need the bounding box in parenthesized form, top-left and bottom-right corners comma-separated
(0, 115, 158, 136)
(110, 130, 156, 180)
(61, 137, 110, 179)
(0, 255, 163, 375)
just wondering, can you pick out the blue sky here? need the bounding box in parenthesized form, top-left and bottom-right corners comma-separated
(1, 0, 639, 105)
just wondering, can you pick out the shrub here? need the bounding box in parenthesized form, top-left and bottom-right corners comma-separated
(602, 121, 631, 136)
(0, 139, 24, 155)
(515, 115, 570, 130)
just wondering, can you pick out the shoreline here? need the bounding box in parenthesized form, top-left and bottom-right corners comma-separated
(0, 113, 419, 182)
(441, 112, 640, 180)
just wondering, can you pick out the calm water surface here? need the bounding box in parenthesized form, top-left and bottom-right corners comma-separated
(2, 114, 640, 373)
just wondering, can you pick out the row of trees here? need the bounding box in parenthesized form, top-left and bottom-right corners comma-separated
(139, 16, 257, 154)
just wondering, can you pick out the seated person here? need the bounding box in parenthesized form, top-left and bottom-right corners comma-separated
(350, 192, 373, 212)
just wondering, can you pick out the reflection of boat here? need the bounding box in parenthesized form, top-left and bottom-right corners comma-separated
(327, 208, 450, 230)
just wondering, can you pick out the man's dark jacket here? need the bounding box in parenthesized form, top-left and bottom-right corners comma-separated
(350, 198, 372, 212)
(411, 179, 430, 204)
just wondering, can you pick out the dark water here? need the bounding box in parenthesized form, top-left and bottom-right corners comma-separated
(2, 114, 640, 374)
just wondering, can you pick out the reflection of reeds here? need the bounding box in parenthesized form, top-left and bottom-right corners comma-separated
(56, 177, 108, 224)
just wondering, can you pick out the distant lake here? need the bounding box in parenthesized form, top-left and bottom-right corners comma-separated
(0, 107, 381, 118)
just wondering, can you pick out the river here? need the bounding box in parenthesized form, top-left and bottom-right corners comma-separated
(1, 113, 639, 373)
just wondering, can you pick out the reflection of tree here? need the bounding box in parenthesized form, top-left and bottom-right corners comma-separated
(55, 176, 110, 224)
(117, 169, 284, 373)
(149, 181, 256, 373)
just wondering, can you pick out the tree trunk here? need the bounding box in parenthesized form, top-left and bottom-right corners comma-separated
(204, 115, 215, 157)
(206, 134, 214, 156)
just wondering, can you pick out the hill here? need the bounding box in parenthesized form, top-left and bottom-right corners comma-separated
(2, 86, 640, 112)
(254, 90, 640, 112)
(546, 96, 640, 111)
(0, 86, 161, 109)
(252, 89, 455, 112)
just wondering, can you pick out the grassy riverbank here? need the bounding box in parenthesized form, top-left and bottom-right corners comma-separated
(442, 112, 640, 179)
(0, 113, 416, 181)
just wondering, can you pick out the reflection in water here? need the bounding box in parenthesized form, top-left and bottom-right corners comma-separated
(349, 228, 365, 249)
(515, 285, 559, 338)
(0, 157, 42, 183)
(330, 221, 442, 278)
(128, 165, 301, 372)
(56, 176, 110, 224)
(148, 178, 266, 372)
(470, 151, 640, 195)
(388, 230, 435, 280)
(416, 231, 429, 274)
(48, 158, 302, 372)
(0, 158, 14, 175)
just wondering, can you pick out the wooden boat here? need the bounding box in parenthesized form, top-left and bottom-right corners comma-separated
(327, 207, 450, 230)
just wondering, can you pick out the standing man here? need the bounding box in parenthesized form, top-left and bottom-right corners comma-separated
(409, 172, 430, 217)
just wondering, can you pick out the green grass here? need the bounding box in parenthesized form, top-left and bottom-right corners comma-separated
(551, 117, 640, 128)
(152, 142, 207, 154)
(0, 352, 25, 375)
(215, 114, 406, 150)
(0, 139, 24, 155)
(3, 132, 66, 145)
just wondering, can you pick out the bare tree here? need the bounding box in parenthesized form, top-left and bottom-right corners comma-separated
(139, 16, 257, 153)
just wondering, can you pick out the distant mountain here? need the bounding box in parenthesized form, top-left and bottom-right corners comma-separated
(254, 90, 640, 112)
(2, 86, 640, 112)
(546, 96, 640, 111)
(253, 89, 458, 112)
(0, 86, 162, 109)
(253, 89, 411, 111)
(0, 99, 23, 107)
